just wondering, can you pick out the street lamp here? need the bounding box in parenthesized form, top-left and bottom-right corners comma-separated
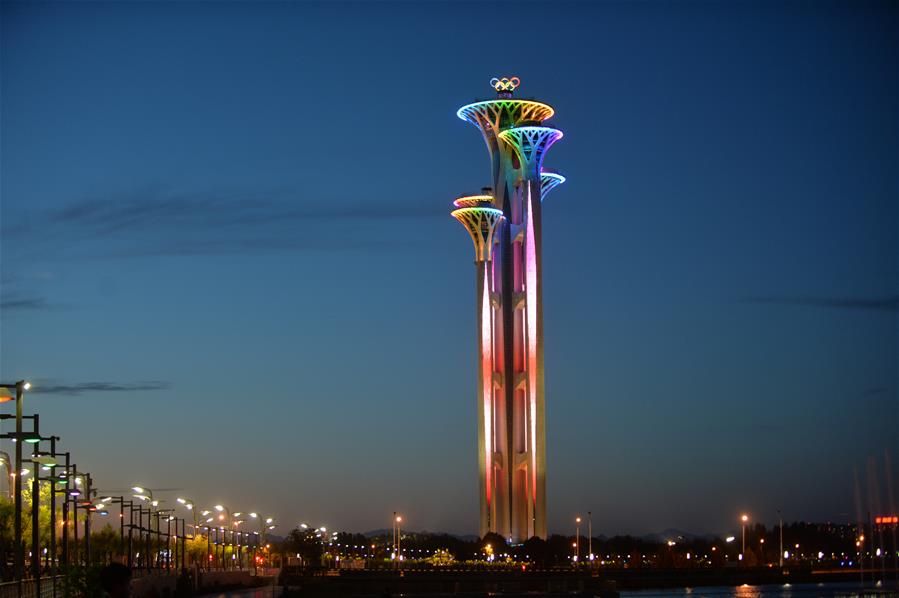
(133, 486, 164, 570)
(249, 513, 276, 573)
(778, 510, 784, 569)
(587, 511, 594, 562)
(394, 514, 403, 565)
(0, 380, 30, 585)
(249, 513, 275, 569)
(575, 517, 581, 564)
(23, 427, 62, 595)
(0, 411, 45, 590)
(214, 504, 246, 569)
(740, 514, 749, 561)
(33, 438, 64, 574)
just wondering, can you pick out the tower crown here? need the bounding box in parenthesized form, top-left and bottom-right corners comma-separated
(540, 171, 566, 199)
(457, 100, 554, 140)
(498, 126, 564, 174)
(451, 206, 504, 262)
(453, 194, 495, 209)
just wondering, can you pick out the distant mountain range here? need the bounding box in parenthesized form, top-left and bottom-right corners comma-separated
(359, 528, 722, 543)
(362, 529, 480, 542)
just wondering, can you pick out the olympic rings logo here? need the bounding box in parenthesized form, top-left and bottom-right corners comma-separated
(490, 77, 520, 92)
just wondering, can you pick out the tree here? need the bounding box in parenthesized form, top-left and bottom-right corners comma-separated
(521, 536, 548, 565)
(186, 534, 209, 566)
(89, 524, 120, 564)
(481, 532, 508, 554)
(284, 527, 323, 565)
(427, 548, 455, 566)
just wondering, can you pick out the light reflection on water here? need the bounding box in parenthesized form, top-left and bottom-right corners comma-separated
(621, 581, 899, 598)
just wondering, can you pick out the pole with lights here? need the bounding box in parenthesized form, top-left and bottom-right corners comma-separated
(588, 511, 593, 563)
(575, 517, 581, 564)
(0, 380, 31, 585)
(741, 514, 749, 563)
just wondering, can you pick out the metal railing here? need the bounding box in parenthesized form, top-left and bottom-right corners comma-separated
(0, 576, 62, 598)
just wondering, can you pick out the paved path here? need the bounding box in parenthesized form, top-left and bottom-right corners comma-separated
(200, 586, 281, 598)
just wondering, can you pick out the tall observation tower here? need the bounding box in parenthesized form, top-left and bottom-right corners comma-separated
(452, 77, 565, 543)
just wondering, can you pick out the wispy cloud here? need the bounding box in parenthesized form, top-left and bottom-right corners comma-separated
(744, 295, 899, 313)
(2, 187, 444, 260)
(0, 294, 50, 311)
(9, 188, 444, 238)
(31, 381, 171, 396)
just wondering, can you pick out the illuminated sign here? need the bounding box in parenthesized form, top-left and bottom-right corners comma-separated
(490, 77, 520, 92)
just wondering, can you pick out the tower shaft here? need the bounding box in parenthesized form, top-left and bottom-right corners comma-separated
(454, 85, 563, 543)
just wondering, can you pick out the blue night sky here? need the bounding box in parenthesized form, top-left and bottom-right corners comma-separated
(1, 1, 896, 537)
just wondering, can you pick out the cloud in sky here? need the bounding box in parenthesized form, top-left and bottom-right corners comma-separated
(9, 188, 444, 237)
(0, 294, 50, 311)
(30, 381, 171, 396)
(2, 187, 445, 260)
(744, 295, 899, 313)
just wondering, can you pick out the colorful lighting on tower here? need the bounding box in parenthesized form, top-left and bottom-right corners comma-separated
(451, 77, 565, 542)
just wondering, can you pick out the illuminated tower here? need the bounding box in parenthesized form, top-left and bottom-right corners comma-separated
(452, 77, 564, 542)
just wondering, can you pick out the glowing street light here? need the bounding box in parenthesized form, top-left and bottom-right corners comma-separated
(0, 379, 31, 585)
(176, 497, 203, 541)
(249, 512, 276, 567)
(740, 514, 749, 560)
(393, 514, 403, 565)
(575, 516, 581, 564)
(587, 511, 594, 562)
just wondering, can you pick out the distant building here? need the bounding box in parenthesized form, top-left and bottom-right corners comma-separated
(452, 78, 565, 543)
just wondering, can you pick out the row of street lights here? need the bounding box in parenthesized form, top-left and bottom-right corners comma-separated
(0, 380, 279, 582)
(567, 511, 770, 567)
(0, 380, 110, 595)
(168, 490, 277, 571)
(572, 512, 594, 562)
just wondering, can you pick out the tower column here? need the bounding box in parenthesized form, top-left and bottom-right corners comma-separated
(451, 200, 504, 539)
(454, 78, 564, 543)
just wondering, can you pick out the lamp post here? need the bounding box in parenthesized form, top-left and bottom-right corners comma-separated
(177, 497, 201, 569)
(588, 511, 593, 563)
(72, 472, 94, 566)
(133, 502, 150, 570)
(576, 516, 583, 563)
(232, 513, 246, 570)
(249, 513, 276, 573)
(133, 486, 160, 569)
(24, 419, 47, 596)
(177, 497, 201, 538)
(0, 410, 42, 588)
(34, 436, 61, 576)
(54, 452, 74, 568)
(214, 505, 233, 569)
(778, 510, 784, 569)
(395, 515, 402, 566)
(99, 495, 135, 565)
(200, 511, 215, 569)
(741, 514, 749, 563)
(0, 380, 31, 586)
(156, 509, 176, 571)
(66, 469, 91, 566)
(203, 525, 212, 570)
